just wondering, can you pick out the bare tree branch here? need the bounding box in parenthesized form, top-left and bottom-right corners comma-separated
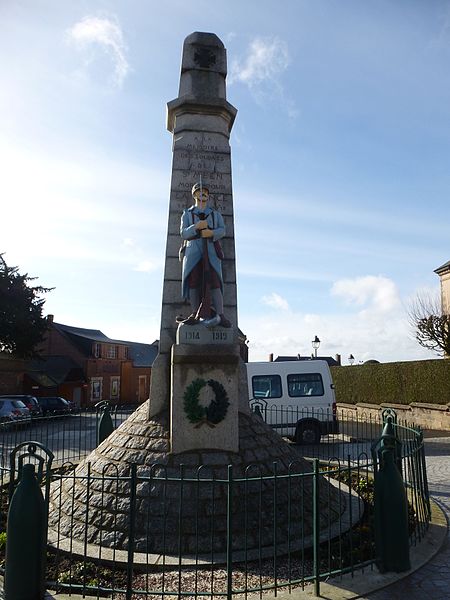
(408, 290, 450, 356)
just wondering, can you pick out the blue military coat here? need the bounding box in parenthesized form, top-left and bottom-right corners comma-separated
(180, 205, 225, 300)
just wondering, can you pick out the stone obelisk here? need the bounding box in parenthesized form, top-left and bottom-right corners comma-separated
(49, 33, 343, 557)
(149, 32, 245, 453)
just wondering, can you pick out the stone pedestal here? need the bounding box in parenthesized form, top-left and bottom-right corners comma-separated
(170, 343, 240, 454)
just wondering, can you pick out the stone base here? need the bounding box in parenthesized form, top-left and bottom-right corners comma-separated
(48, 406, 344, 557)
(170, 343, 240, 453)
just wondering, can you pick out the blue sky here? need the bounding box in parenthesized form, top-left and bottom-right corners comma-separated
(2, 1, 450, 363)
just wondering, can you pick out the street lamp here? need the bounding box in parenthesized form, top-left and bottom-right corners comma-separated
(348, 354, 355, 366)
(312, 335, 321, 358)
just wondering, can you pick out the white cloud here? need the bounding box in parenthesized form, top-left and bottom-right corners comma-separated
(331, 275, 400, 313)
(67, 15, 129, 87)
(133, 260, 158, 273)
(243, 303, 430, 364)
(229, 37, 290, 87)
(229, 36, 296, 116)
(261, 292, 290, 311)
(242, 276, 430, 364)
(0, 139, 167, 267)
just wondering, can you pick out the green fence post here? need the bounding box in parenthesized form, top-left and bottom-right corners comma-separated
(379, 413, 402, 475)
(97, 401, 114, 445)
(313, 458, 320, 597)
(5, 463, 46, 600)
(226, 464, 233, 600)
(373, 418, 410, 573)
(126, 463, 137, 600)
(418, 429, 431, 520)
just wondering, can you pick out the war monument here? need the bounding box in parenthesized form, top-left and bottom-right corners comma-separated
(49, 32, 343, 559)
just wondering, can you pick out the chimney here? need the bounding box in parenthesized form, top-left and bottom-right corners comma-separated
(269, 353, 274, 362)
(335, 353, 341, 366)
(47, 314, 54, 324)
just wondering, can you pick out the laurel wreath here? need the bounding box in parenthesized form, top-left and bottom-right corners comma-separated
(183, 378, 229, 428)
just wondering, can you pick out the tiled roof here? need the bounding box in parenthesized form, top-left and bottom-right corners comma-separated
(27, 355, 85, 385)
(127, 342, 159, 367)
(53, 321, 158, 367)
(54, 322, 118, 343)
(434, 260, 450, 275)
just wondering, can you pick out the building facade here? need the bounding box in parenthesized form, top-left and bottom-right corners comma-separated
(435, 260, 450, 315)
(26, 316, 158, 406)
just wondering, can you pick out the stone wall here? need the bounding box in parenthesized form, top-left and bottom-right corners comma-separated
(338, 401, 450, 431)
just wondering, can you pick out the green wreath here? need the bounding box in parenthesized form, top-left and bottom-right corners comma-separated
(183, 378, 229, 427)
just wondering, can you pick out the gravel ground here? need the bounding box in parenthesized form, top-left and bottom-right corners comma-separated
(114, 557, 314, 600)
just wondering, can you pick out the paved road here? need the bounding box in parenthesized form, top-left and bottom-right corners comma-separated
(0, 411, 130, 468)
(364, 433, 450, 599)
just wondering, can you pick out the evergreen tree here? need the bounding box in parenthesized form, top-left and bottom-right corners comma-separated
(0, 254, 52, 358)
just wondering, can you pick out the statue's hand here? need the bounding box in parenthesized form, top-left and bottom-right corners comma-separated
(195, 220, 208, 230)
(201, 229, 213, 238)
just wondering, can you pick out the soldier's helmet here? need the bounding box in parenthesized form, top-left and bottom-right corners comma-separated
(191, 182, 210, 196)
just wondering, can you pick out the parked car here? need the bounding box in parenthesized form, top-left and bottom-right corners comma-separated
(0, 397, 32, 426)
(37, 396, 71, 417)
(0, 394, 43, 417)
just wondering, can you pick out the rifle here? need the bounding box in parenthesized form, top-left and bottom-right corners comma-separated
(195, 210, 213, 320)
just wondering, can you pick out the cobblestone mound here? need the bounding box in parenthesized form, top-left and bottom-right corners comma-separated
(49, 402, 344, 557)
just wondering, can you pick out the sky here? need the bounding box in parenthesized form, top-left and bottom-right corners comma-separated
(1, 0, 450, 364)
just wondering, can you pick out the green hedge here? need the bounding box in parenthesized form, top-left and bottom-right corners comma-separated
(331, 359, 450, 406)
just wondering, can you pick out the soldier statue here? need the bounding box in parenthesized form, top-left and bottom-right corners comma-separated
(177, 182, 231, 328)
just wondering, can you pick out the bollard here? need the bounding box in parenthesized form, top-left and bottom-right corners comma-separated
(374, 448, 411, 572)
(5, 463, 46, 600)
(97, 402, 114, 445)
(377, 416, 403, 475)
(253, 405, 262, 418)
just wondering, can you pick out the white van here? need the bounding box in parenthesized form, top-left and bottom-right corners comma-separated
(246, 360, 338, 444)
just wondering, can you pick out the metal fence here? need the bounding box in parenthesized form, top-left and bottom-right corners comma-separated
(0, 408, 431, 599)
(0, 404, 413, 467)
(0, 404, 136, 468)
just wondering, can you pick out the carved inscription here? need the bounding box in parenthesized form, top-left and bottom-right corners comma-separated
(184, 330, 200, 341)
(176, 169, 228, 192)
(212, 331, 229, 342)
(178, 152, 226, 171)
(176, 325, 234, 345)
(182, 171, 223, 180)
(186, 143, 219, 151)
(177, 181, 227, 192)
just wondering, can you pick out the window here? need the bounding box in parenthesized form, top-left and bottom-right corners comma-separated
(138, 375, 147, 402)
(94, 343, 101, 358)
(287, 373, 324, 397)
(110, 377, 120, 399)
(91, 377, 103, 401)
(252, 375, 282, 399)
(107, 345, 117, 359)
